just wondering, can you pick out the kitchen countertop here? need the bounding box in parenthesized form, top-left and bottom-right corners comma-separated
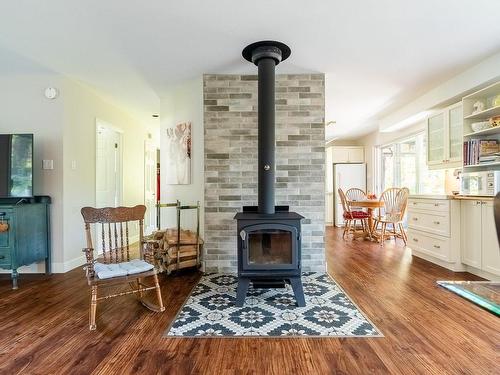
(409, 194, 494, 201)
(451, 195, 494, 201)
(408, 194, 455, 200)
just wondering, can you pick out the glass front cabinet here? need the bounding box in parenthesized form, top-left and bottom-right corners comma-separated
(427, 102, 462, 169)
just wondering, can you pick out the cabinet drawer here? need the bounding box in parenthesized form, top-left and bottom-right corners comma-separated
(0, 248, 11, 266)
(408, 211, 450, 237)
(408, 199, 449, 212)
(407, 229, 451, 262)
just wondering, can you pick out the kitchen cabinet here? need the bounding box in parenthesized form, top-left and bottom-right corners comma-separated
(460, 200, 482, 268)
(0, 200, 51, 289)
(407, 197, 462, 270)
(330, 146, 364, 163)
(460, 199, 500, 276)
(427, 103, 462, 169)
(481, 201, 500, 275)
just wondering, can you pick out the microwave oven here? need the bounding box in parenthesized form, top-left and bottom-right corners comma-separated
(460, 171, 500, 196)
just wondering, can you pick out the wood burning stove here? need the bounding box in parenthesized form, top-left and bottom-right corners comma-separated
(234, 41, 305, 307)
(235, 206, 305, 306)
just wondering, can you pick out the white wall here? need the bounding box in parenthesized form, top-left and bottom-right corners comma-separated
(0, 73, 65, 272)
(62, 78, 158, 270)
(160, 77, 204, 233)
(0, 59, 159, 273)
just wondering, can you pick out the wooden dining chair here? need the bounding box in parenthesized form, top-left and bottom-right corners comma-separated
(345, 188, 367, 202)
(81, 205, 165, 330)
(338, 188, 370, 239)
(373, 188, 409, 246)
(346, 188, 368, 213)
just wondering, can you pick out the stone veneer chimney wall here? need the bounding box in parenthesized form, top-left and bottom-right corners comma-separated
(203, 74, 325, 273)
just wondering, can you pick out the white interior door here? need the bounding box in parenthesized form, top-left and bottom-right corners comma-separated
(96, 123, 122, 208)
(144, 140, 157, 234)
(96, 121, 123, 252)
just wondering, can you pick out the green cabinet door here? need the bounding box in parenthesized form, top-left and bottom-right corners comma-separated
(0, 209, 13, 268)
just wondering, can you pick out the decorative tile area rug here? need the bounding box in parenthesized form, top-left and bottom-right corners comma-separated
(165, 272, 382, 337)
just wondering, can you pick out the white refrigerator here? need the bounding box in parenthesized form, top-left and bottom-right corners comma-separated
(333, 163, 367, 227)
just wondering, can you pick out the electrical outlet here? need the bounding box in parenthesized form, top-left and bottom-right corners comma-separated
(42, 160, 54, 170)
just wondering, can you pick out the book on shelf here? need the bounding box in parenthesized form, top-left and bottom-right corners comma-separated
(463, 139, 499, 166)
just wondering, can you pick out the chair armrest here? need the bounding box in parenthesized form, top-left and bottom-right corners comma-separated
(82, 248, 95, 277)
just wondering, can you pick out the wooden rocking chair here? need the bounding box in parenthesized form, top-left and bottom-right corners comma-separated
(81, 205, 165, 331)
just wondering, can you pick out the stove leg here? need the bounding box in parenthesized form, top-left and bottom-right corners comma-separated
(235, 277, 250, 307)
(290, 277, 306, 307)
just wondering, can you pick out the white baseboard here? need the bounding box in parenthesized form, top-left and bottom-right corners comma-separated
(0, 262, 46, 274)
(0, 254, 85, 274)
(464, 265, 500, 281)
(52, 254, 87, 273)
(410, 250, 466, 272)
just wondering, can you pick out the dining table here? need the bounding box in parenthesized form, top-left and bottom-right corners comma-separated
(347, 199, 384, 239)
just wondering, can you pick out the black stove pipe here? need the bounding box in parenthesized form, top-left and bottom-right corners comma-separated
(242, 41, 291, 215)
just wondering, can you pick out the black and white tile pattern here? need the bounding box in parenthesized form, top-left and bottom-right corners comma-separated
(165, 273, 382, 337)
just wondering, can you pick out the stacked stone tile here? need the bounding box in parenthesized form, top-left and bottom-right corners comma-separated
(203, 74, 325, 273)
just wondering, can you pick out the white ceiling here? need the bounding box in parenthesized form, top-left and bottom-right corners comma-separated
(1, 0, 499, 139)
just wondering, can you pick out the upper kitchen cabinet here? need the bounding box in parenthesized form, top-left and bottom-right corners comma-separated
(462, 81, 500, 170)
(330, 146, 364, 163)
(427, 102, 462, 169)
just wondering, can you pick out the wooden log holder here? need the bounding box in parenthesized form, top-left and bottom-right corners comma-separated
(150, 201, 203, 274)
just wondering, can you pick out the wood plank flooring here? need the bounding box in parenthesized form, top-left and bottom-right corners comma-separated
(0, 227, 499, 374)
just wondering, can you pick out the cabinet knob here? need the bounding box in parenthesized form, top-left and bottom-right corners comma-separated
(0, 255, 4, 259)
(433, 221, 440, 225)
(434, 203, 439, 207)
(412, 238, 418, 242)
(412, 217, 418, 221)
(433, 245, 441, 249)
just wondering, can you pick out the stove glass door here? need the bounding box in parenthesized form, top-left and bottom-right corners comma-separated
(241, 224, 298, 270)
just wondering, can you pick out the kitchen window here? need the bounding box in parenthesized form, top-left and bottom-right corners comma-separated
(378, 132, 445, 194)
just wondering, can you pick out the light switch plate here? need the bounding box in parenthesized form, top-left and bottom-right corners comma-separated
(71, 160, 77, 170)
(42, 160, 54, 170)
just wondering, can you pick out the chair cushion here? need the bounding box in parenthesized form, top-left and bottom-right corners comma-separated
(94, 259, 154, 279)
(343, 211, 370, 219)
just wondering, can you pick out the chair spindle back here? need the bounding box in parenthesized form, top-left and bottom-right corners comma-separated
(379, 188, 408, 221)
(345, 188, 366, 202)
(338, 188, 351, 215)
(81, 205, 146, 264)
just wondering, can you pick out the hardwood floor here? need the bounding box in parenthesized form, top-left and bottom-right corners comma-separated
(1, 227, 498, 374)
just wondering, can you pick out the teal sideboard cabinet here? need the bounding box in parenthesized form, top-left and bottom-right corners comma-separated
(0, 196, 51, 289)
